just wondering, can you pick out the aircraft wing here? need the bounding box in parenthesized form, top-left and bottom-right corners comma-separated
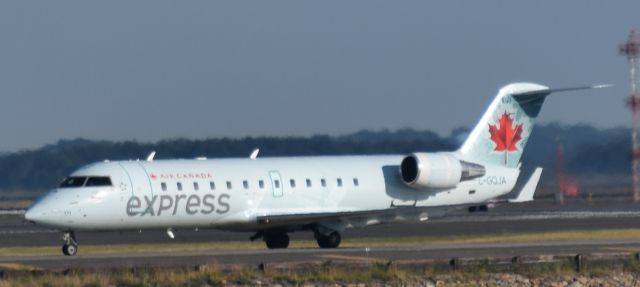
(255, 206, 438, 229)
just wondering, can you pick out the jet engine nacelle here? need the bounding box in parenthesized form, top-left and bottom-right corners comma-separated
(399, 153, 486, 190)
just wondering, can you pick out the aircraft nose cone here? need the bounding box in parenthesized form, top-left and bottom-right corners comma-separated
(25, 193, 57, 225)
(24, 208, 33, 221)
(24, 203, 45, 223)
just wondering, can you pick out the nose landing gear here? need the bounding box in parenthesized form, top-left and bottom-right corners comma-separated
(61, 231, 78, 256)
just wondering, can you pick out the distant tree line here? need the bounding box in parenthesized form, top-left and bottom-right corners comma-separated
(0, 124, 631, 196)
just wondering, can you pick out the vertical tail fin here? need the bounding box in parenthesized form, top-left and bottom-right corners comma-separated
(458, 83, 609, 167)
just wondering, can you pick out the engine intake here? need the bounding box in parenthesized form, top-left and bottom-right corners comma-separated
(399, 153, 485, 189)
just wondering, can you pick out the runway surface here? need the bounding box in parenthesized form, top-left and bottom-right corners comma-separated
(3, 211, 640, 247)
(3, 239, 640, 270)
(2, 199, 640, 269)
(5, 200, 640, 247)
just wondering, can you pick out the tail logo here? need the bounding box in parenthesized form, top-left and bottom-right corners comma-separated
(488, 111, 523, 152)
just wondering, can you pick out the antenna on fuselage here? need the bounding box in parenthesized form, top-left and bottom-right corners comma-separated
(250, 148, 260, 160)
(146, 151, 156, 162)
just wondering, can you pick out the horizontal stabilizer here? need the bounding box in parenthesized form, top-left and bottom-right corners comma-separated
(509, 167, 542, 203)
(512, 84, 612, 97)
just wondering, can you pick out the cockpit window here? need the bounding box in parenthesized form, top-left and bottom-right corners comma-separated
(59, 177, 87, 188)
(59, 176, 112, 188)
(86, 177, 112, 187)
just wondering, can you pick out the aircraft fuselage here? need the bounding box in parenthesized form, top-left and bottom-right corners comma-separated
(28, 155, 517, 232)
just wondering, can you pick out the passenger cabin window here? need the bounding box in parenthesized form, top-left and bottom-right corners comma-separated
(353, 178, 359, 187)
(85, 177, 112, 187)
(306, 179, 312, 188)
(243, 180, 249, 189)
(274, 180, 280, 189)
(177, 182, 183, 191)
(259, 180, 265, 189)
(193, 182, 199, 191)
(321, 179, 326, 187)
(337, 178, 343, 187)
(161, 182, 167, 191)
(210, 182, 215, 190)
(290, 179, 296, 188)
(226, 181, 232, 190)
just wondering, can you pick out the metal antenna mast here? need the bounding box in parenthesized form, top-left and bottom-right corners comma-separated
(620, 30, 640, 202)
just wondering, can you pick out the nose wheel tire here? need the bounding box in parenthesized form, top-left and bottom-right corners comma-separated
(61, 231, 78, 256)
(264, 232, 290, 249)
(62, 244, 78, 256)
(316, 231, 341, 248)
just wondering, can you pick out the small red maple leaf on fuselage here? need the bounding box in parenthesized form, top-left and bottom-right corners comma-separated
(488, 112, 523, 152)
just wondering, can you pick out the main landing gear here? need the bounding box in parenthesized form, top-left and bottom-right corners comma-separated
(263, 231, 290, 249)
(252, 229, 342, 249)
(62, 231, 78, 256)
(315, 231, 341, 248)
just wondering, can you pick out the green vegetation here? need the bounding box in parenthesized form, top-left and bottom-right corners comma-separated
(0, 263, 409, 287)
(3, 228, 640, 257)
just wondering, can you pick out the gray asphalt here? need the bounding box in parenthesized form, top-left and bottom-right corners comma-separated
(4, 199, 640, 246)
(4, 211, 640, 247)
(2, 199, 640, 270)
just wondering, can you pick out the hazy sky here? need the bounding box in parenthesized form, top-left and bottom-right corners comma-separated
(0, 1, 638, 151)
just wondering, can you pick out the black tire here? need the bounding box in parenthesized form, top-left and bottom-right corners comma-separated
(264, 232, 289, 249)
(62, 244, 78, 256)
(316, 231, 341, 248)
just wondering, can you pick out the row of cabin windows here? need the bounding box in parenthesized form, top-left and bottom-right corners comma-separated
(160, 177, 360, 192)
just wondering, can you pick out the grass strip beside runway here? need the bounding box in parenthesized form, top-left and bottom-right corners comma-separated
(2, 228, 640, 257)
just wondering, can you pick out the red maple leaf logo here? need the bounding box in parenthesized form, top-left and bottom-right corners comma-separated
(150, 173, 157, 180)
(488, 112, 523, 152)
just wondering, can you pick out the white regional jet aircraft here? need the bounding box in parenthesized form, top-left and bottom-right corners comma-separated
(25, 83, 606, 256)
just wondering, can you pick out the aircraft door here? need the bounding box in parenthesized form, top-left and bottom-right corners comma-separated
(119, 162, 154, 197)
(269, 170, 283, 198)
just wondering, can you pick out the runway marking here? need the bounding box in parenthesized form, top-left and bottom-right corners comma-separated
(0, 229, 57, 235)
(437, 211, 640, 222)
(3, 239, 640, 271)
(0, 262, 42, 271)
(0, 210, 25, 215)
(2, 237, 640, 260)
(319, 254, 384, 262)
(602, 246, 640, 253)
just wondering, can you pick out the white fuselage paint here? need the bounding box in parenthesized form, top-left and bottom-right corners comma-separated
(28, 154, 518, 232)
